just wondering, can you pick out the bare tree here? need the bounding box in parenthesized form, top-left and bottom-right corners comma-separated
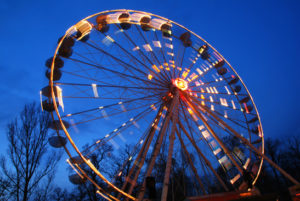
(0, 102, 62, 201)
(0, 176, 10, 201)
(49, 187, 71, 201)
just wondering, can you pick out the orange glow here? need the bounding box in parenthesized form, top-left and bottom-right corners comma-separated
(240, 192, 252, 197)
(174, 78, 188, 90)
(152, 64, 160, 73)
(187, 108, 193, 114)
(243, 102, 249, 113)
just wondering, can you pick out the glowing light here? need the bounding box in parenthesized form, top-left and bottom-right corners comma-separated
(190, 73, 198, 81)
(220, 98, 228, 107)
(224, 86, 231, 94)
(165, 43, 173, 49)
(148, 74, 153, 80)
(230, 174, 241, 184)
(132, 46, 140, 51)
(150, 104, 157, 111)
(152, 65, 160, 73)
(39, 91, 43, 111)
(91, 84, 99, 97)
(167, 52, 174, 56)
(153, 41, 161, 48)
(143, 44, 152, 51)
(196, 68, 203, 75)
(224, 111, 228, 118)
(174, 78, 188, 91)
(231, 100, 236, 109)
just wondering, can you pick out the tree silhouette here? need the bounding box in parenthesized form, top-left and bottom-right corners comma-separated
(0, 176, 10, 201)
(0, 103, 62, 201)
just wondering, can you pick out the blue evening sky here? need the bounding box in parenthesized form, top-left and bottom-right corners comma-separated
(0, 0, 299, 188)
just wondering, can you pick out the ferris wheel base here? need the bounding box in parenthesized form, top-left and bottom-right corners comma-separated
(186, 188, 260, 201)
(185, 185, 300, 201)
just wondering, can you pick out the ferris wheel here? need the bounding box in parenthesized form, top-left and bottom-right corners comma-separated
(40, 9, 299, 201)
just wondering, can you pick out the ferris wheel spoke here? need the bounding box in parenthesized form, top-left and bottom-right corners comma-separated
(161, 94, 179, 201)
(66, 57, 164, 87)
(191, 93, 300, 185)
(72, 45, 160, 88)
(158, 33, 176, 79)
(200, 112, 256, 164)
(153, 31, 173, 80)
(191, 95, 257, 117)
(61, 69, 114, 86)
(206, 109, 250, 132)
(179, 116, 210, 193)
(68, 100, 162, 127)
(114, 23, 171, 84)
(175, 127, 207, 194)
(73, 48, 151, 89)
(112, 23, 171, 83)
(133, 24, 172, 83)
(80, 102, 159, 157)
(176, 46, 186, 78)
(137, 91, 179, 200)
(82, 110, 155, 160)
(183, 94, 245, 176)
(189, 96, 256, 135)
(165, 36, 176, 79)
(177, 119, 230, 191)
(97, 29, 169, 85)
(119, 105, 165, 198)
(182, 112, 243, 190)
(84, 39, 148, 77)
(188, 76, 232, 88)
(62, 93, 161, 118)
(189, 83, 248, 97)
(55, 82, 165, 91)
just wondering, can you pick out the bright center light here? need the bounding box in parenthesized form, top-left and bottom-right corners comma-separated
(174, 78, 188, 91)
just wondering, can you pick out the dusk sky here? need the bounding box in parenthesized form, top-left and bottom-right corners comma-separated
(0, 0, 299, 188)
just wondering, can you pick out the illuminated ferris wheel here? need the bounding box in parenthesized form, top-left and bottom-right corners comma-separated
(40, 9, 298, 201)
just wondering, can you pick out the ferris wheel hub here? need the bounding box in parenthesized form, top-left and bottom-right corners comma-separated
(174, 78, 188, 91)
